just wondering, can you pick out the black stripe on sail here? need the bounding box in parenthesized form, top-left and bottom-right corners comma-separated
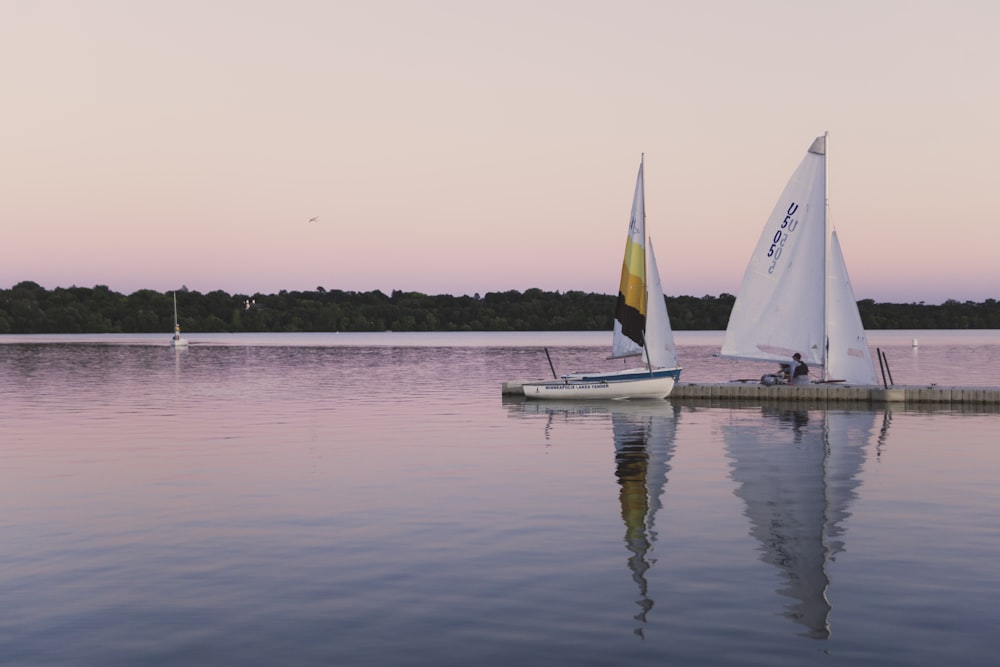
(615, 292, 645, 347)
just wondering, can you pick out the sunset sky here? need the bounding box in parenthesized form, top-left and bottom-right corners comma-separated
(3, 0, 998, 304)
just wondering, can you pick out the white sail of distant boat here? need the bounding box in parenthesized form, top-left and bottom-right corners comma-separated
(170, 291, 188, 348)
(522, 156, 681, 399)
(720, 134, 877, 384)
(723, 408, 875, 639)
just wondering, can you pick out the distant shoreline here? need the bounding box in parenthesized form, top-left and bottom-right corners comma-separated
(2, 282, 999, 334)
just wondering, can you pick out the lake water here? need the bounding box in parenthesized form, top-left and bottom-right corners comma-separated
(1, 331, 998, 666)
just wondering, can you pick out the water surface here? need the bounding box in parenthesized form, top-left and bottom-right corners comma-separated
(1, 332, 997, 665)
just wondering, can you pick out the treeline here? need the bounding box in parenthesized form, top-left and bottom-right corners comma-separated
(1, 281, 999, 334)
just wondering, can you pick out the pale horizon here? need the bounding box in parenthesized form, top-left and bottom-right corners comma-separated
(4, 1, 999, 306)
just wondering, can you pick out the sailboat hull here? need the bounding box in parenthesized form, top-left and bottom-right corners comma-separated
(521, 369, 678, 400)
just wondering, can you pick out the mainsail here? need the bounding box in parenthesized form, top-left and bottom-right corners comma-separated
(720, 134, 877, 384)
(611, 159, 648, 360)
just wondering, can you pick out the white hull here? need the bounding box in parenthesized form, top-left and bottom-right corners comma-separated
(171, 337, 188, 348)
(522, 374, 675, 400)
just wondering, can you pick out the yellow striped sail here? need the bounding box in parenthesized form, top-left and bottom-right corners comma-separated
(612, 159, 647, 359)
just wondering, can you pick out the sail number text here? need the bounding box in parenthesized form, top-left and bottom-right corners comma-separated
(766, 202, 799, 274)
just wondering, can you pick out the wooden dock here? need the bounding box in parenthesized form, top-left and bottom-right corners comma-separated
(502, 380, 1000, 406)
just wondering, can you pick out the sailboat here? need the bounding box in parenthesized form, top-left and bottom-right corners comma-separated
(170, 291, 188, 348)
(522, 157, 681, 400)
(720, 134, 878, 385)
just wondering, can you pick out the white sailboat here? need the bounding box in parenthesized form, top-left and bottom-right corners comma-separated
(170, 291, 188, 348)
(522, 157, 681, 400)
(720, 134, 878, 385)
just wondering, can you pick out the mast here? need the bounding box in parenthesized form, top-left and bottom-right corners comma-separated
(822, 131, 830, 382)
(173, 291, 180, 336)
(639, 153, 655, 373)
(640, 153, 648, 355)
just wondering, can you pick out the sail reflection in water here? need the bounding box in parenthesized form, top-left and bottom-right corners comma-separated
(723, 408, 876, 639)
(612, 402, 679, 637)
(509, 399, 679, 637)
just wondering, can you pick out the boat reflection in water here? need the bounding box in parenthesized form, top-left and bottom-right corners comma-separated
(611, 402, 679, 638)
(723, 407, 878, 639)
(506, 398, 679, 638)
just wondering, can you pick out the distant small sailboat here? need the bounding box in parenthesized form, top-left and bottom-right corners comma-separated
(170, 292, 188, 348)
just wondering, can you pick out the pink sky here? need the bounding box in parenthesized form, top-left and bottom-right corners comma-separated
(2, 1, 999, 304)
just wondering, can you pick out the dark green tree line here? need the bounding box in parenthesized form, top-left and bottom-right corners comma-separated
(1, 281, 999, 334)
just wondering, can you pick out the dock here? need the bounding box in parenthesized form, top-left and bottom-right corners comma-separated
(501, 380, 1000, 406)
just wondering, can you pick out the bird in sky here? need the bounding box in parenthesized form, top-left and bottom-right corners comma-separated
(308, 216, 318, 223)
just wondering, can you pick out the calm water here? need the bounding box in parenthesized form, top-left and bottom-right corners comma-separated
(1, 331, 998, 666)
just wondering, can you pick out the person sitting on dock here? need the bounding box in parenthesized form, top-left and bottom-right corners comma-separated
(760, 353, 809, 386)
(788, 353, 810, 385)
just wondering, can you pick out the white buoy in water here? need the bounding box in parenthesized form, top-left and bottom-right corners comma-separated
(912, 338, 919, 348)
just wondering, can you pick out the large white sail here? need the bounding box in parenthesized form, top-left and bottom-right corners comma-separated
(721, 136, 828, 367)
(644, 238, 679, 370)
(611, 160, 647, 360)
(826, 231, 879, 384)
